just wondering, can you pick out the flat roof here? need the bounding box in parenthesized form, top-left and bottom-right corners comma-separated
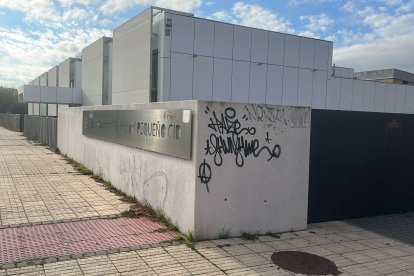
(354, 68, 414, 83)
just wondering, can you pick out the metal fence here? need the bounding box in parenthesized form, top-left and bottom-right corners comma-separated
(23, 116, 58, 150)
(0, 113, 24, 132)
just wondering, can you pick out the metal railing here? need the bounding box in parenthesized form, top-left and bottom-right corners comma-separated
(23, 116, 58, 150)
(0, 113, 24, 132)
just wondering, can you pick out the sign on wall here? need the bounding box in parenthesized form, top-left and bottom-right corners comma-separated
(82, 109, 192, 159)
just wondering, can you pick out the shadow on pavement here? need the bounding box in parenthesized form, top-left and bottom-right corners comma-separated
(346, 212, 414, 246)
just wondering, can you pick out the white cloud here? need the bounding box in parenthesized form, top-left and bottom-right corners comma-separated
(58, 0, 98, 7)
(341, 1, 357, 12)
(206, 1, 214, 6)
(231, 2, 293, 33)
(377, 0, 402, 5)
(210, 11, 232, 22)
(300, 13, 334, 33)
(288, 0, 335, 6)
(99, 0, 202, 15)
(324, 35, 336, 41)
(0, 0, 59, 22)
(297, 30, 318, 38)
(154, 0, 202, 12)
(396, 0, 414, 13)
(100, 0, 149, 14)
(0, 26, 111, 86)
(62, 7, 90, 21)
(334, 33, 414, 73)
(334, 2, 414, 73)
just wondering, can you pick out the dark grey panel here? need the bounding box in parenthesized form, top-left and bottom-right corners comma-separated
(308, 109, 414, 223)
(83, 109, 192, 159)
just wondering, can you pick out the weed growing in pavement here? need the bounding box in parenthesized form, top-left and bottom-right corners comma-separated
(241, 232, 259, 241)
(183, 231, 195, 249)
(173, 236, 186, 242)
(217, 225, 232, 239)
(63, 154, 93, 175)
(120, 209, 136, 217)
(60, 154, 180, 233)
(216, 244, 232, 248)
(265, 232, 281, 239)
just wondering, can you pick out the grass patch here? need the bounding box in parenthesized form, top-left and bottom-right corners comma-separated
(217, 226, 232, 239)
(61, 154, 180, 233)
(265, 232, 281, 239)
(143, 202, 179, 231)
(63, 155, 93, 175)
(241, 232, 259, 241)
(173, 236, 186, 242)
(183, 231, 195, 249)
(120, 209, 136, 217)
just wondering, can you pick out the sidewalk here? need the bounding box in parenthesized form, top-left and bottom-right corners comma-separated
(1, 126, 414, 275)
(0, 128, 130, 227)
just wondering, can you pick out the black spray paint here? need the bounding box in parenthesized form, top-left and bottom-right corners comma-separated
(198, 106, 282, 192)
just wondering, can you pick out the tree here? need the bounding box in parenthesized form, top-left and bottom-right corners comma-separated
(0, 87, 27, 114)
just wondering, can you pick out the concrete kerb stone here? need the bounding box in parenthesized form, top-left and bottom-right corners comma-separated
(0, 241, 186, 270)
(106, 249, 120, 255)
(94, 250, 108, 256)
(1, 263, 16, 270)
(57, 256, 70, 262)
(0, 215, 123, 230)
(138, 244, 152, 250)
(82, 252, 96, 258)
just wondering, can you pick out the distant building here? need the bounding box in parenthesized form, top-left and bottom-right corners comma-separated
(355, 68, 414, 86)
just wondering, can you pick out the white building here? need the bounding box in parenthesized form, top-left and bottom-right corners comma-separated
(109, 7, 414, 114)
(22, 57, 83, 116)
(19, 6, 414, 116)
(16, 6, 414, 239)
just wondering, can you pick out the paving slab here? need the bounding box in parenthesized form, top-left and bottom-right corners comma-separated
(1, 126, 414, 275)
(0, 127, 129, 228)
(1, 216, 414, 276)
(0, 216, 178, 266)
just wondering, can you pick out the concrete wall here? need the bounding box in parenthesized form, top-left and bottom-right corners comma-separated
(58, 101, 311, 239)
(112, 8, 152, 104)
(39, 72, 48, 86)
(74, 60, 82, 89)
(59, 58, 81, 88)
(21, 85, 82, 105)
(59, 58, 71, 88)
(194, 102, 311, 238)
(330, 66, 354, 79)
(106, 42, 113, 105)
(82, 37, 112, 106)
(48, 104, 57, 116)
(22, 85, 41, 102)
(58, 101, 198, 236)
(48, 66, 59, 87)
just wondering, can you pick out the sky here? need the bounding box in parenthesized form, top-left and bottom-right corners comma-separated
(0, 0, 413, 87)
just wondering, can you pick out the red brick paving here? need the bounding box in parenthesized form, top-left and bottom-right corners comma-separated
(0, 217, 179, 265)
